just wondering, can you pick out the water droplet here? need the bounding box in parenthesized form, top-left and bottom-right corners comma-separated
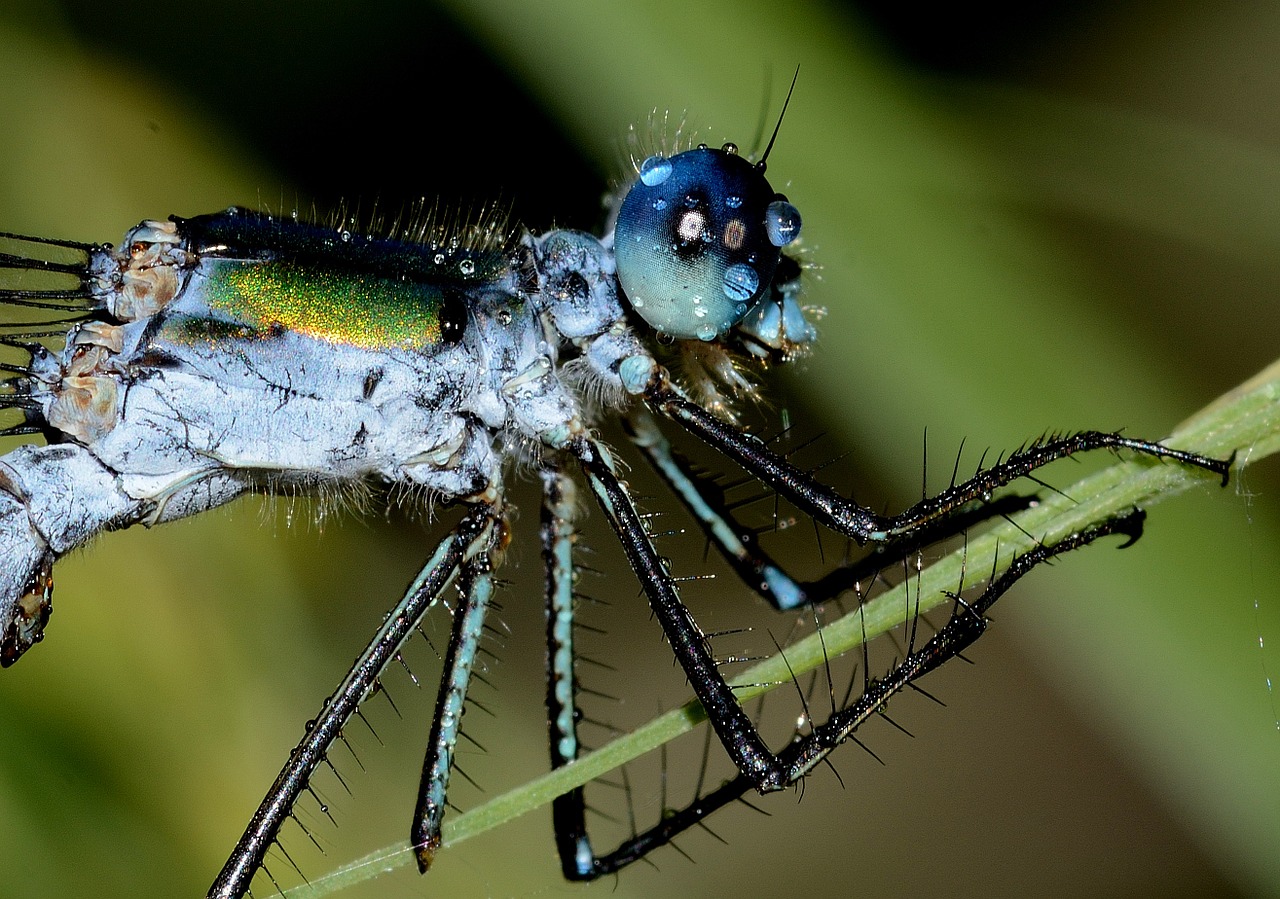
(459, 259, 476, 275)
(340, 230, 352, 242)
(434, 253, 445, 264)
(765, 200, 802, 247)
(722, 263, 759, 302)
(652, 198, 667, 211)
(725, 195, 742, 209)
(693, 306, 707, 318)
(696, 322, 717, 340)
(638, 155, 672, 187)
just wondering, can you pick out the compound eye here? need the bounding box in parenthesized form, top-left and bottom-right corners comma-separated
(614, 145, 802, 341)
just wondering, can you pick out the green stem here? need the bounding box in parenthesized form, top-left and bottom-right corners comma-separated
(286, 358, 1280, 897)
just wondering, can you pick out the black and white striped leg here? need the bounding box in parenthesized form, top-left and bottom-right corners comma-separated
(625, 405, 811, 611)
(625, 406, 1037, 611)
(411, 512, 504, 871)
(540, 465, 597, 878)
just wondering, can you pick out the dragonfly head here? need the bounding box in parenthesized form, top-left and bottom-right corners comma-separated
(613, 143, 801, 342)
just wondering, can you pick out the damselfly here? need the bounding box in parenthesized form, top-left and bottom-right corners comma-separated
(0, 55, 1239, 895)
(2, 5, 1280, 896)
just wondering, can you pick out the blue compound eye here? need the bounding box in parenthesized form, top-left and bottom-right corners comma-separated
(614, 144, 802, 341)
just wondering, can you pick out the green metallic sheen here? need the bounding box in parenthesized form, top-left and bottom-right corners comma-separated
(204, 259, 449, 349)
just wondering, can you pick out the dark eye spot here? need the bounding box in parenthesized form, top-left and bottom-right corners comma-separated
(439, 291, 469, 344)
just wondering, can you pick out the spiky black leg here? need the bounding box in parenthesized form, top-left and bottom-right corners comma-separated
(577, 430, 1159, 798)
(577, 435, 803, 790)
(776, 510, 1147, 780)
(646, 380, 1229, 544)
(207, 504, 499, 899)
(550, 471, 1145, 876)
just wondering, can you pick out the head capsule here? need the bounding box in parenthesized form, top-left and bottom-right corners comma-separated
(614, 143, 801, 341)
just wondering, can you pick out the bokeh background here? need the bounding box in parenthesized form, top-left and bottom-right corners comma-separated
(0, 1, 1278, 896)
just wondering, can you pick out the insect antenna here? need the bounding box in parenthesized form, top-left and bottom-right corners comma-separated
(756, 66, 800, 170)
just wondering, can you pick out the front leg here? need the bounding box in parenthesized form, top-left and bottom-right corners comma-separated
(639, 371, 1230, 544)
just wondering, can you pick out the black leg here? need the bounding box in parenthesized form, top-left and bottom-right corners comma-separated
(207, 504, 500, 899)
(647, 379, 1229, 544)
(577, 431, 1165, 794)
(577, 436, 790, 787)
(566, 424, 1149, 874)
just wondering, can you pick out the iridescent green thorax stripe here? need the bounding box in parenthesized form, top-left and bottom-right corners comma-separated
(205, 260, 449, 349)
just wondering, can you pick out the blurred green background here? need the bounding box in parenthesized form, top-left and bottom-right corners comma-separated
(0, 1, 1278, 896)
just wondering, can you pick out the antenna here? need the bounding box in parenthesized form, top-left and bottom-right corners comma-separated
(758, 66, 800, 170)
